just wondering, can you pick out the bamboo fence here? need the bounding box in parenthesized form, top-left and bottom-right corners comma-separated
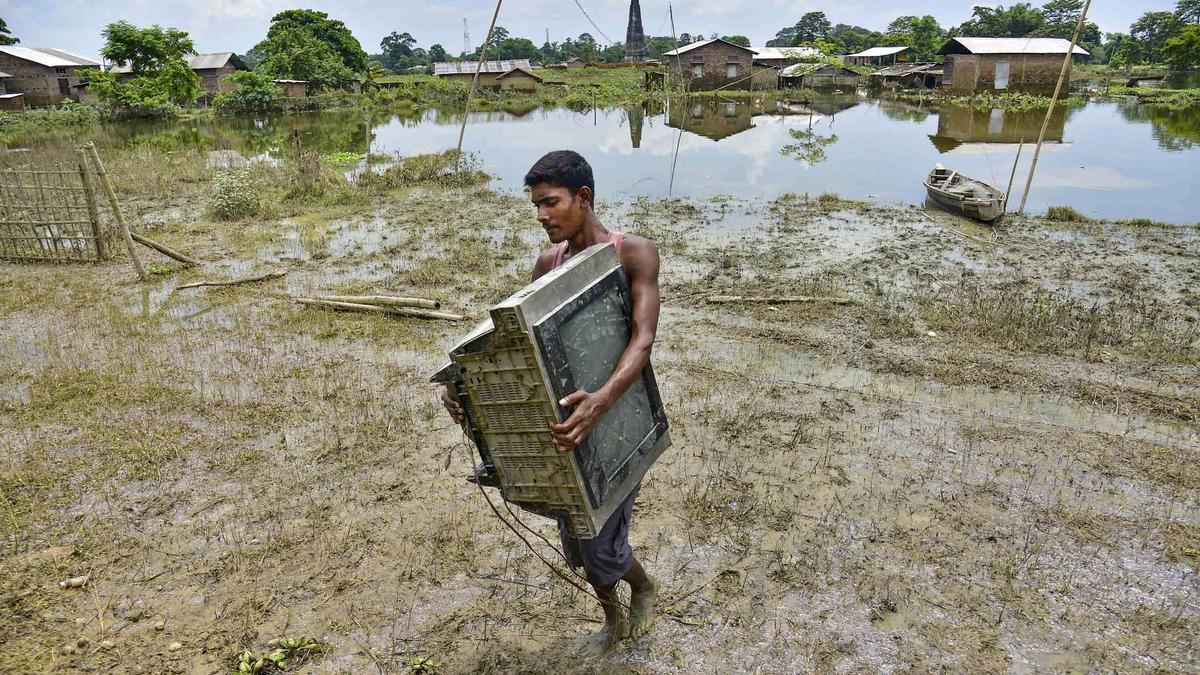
(0, 150, 118, 263)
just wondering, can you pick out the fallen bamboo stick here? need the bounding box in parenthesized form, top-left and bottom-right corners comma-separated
(131, 233, 200, 266)
(314, 294, 440, 310)
(296, 297, 464, 321)
(707, 295, 855, 305)
(176, 271, 285, 290)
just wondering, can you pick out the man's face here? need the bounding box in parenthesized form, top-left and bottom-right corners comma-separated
(530, 183, 588, 243)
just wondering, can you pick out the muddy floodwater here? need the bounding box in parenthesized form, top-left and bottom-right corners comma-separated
(1, 103, 1198, 673)
(22, 93, 1200, 224)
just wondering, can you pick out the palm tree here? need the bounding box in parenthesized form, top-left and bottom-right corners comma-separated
(359, 62, 388, 93)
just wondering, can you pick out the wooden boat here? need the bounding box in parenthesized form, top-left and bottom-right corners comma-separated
(924, 164, 1005, 222)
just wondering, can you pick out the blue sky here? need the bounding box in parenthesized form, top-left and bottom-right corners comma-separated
(0, 0, 1178, 60)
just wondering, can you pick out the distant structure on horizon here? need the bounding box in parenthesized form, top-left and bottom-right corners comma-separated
(625, 0, 646, 61)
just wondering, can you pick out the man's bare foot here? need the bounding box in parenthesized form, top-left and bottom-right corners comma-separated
(628, 576, 658, 639)
(579, 614, 630, 657)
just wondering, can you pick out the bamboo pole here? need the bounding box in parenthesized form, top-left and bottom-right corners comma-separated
(1003, 139, 1024, 212)
(455, 0, 504, 161)
(130, 233, 200, 266)
(176, 271, 285, 290)
(84, 142, 146, 280)
(1018, 0, 1091, 215)
(707, 295, 856, 305)
(314, 294, 441, 310)
(296, 297, 464, 321)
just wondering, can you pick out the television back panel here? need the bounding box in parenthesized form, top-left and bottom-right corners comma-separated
(448, 243, 670, 538)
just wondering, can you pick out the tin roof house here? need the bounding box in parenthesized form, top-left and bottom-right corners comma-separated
(433, 59, 536, 88)
(939, 38, 1089, 94)
(0, 46, 101, 105)
(663, 39, 777, 91)
(844, 46, 912, 67)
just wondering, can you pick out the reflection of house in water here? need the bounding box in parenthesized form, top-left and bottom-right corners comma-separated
(929, 106, 1067, 153)
(666, 99, 755, 141)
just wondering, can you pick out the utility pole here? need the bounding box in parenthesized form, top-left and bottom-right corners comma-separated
(463, 18, 470, 56)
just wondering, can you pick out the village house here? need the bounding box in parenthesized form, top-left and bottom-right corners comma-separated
(779, 62, 860, 88)
(872, 62, 943, 90)
(565, 57, 586, 69)
(433, 59, 535, 88)
(0, 46, 101, 106)
(844, 46, 912, 67)
(939, 37, 1089, 94)
(495, 67, 543, 92)
(111, 52, 249, 97)
(663, 39, 777, 91)
(0, 70, 24, 111)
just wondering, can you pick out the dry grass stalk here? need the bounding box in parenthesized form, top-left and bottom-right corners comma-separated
(176, 271, 286, 290)
(314, 294, 441, 310)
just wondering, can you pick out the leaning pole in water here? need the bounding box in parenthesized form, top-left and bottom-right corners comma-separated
(1017, 0, 1092, 215)
(455, 0, 504, 164)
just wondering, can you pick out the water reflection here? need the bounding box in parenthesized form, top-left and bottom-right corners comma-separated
(929, 106, 1068, 153)
(8, 93, 1199, 223)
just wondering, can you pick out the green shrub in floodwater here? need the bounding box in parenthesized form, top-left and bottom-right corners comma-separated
(209, 168, 259, 220)
(320, 151, 365, 165)
(360, 150, 490, 190)
(1045, 205, 1092, 223)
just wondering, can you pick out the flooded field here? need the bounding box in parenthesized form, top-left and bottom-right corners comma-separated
(13, 93, 1200, 224)
(2, 99, 1199, 674)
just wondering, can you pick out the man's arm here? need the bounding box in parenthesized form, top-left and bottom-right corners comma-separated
(551, 237, 660, 451)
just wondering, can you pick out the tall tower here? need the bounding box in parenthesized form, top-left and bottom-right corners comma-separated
(625, 0, 646, 61)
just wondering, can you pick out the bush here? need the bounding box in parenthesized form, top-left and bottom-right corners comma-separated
(214, 71, 284, 114)
(358, 150, 490, 190)
(209, 168, 259, 220)
(1045, 205, 1092, 223)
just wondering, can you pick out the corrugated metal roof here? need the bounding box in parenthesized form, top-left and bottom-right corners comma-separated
(846, 46, 911, 58)
(664, 38, 755, 57)
(751, 46, 821, 61)
(496, 67, 543, 81)
(433, 59, 532, 75)
(0, 46, 100, 67)
(779, 62, 858, 77)
(0, 93, 24, 99)
(942, 37, 1089, 56)
(0, 70, 11, 78)
(872, 62, 941, 77)
(110, 52, 246, 74)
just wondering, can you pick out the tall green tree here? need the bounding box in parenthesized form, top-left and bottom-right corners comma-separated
(0, 17, 18, 45)
(1163, 24, 1200, 67)
(100, 20, 195, 75)
(257, 10, 366, 73)
(830, 24, 882, 54)
(1131, 11, 1183, 62)
(721, 35, 751, 47)
(1177, 0, 1200, 25)
(428, 44, 449, 63)
(795, 12, 832, 42)
(254, 10, 366, 90)
(955, 4, 1045, 37)
(380, 31, 415, 70)
(1104, 33, 1143, 67)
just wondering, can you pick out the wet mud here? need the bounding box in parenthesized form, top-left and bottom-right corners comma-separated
(1, 184, 1198, 673)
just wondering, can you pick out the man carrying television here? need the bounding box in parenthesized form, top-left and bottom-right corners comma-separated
(440, 150, 660, 651)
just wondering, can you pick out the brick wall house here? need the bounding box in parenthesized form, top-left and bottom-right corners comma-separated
(664, 39, 774, 91)
(939, 38, 1089, 94)
(0, 47, 101, 106)
(496, 67, 543, 92)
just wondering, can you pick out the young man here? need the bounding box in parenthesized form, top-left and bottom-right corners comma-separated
(440, 150, 660, 650)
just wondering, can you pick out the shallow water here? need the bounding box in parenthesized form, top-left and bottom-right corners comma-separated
(13, 94, 1200, 223)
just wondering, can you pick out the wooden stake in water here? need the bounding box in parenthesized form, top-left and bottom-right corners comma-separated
(76, 148, 105, 260)
(1018, 0, 1092, 215)
(1004, 139, 1024, 212)
(455, 0, 504, 164)
(85, 142, 146, 281)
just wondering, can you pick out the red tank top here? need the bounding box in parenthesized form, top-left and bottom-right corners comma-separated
(551, 230, 625, 270)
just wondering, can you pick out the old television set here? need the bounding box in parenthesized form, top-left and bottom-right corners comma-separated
(431, 243, 670, 538)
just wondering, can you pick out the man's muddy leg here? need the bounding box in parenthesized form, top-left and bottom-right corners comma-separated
(588, 582, 630, 653)
(623, 557, 657, 639)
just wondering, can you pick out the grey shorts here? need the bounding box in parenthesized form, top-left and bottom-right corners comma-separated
(559, 486, 638, 588)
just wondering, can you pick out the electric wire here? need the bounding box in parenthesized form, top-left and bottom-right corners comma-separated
(570, 0, 616, 44)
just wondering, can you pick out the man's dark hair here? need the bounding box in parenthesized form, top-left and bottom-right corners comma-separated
(524, 150, 595, 200)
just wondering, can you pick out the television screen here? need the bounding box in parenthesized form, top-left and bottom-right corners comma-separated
(535, 270, 664, 509)
(433, 242, 670, 538)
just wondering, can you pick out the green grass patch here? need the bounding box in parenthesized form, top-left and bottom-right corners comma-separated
(1045, 205, 1092, 223)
